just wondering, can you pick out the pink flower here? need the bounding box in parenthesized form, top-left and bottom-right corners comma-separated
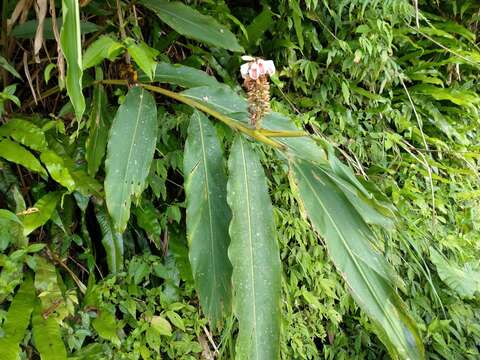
(240, 63, 250, 78)
(249, 62, 260, 80)
(240, 57, 276, 79)
(263, 60, 275, 75)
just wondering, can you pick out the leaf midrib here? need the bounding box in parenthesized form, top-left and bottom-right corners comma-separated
(197, 114, 218, 316)
(118, 89, 145, 221)
(294, 161, 408, 352)
(239, 139, 259, 359)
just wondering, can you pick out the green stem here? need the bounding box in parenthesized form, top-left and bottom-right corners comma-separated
(27, 78, 309, 149)
(99, 80, 295, 149)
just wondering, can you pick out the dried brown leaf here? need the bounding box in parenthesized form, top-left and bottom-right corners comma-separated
(34, 0, 48, 63)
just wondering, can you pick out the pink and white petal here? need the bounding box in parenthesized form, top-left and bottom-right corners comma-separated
(249, 63, 259, 80)
(240, 63, 250, 78)
(256, 59, 266, 75)
(264, 60, 275, 75)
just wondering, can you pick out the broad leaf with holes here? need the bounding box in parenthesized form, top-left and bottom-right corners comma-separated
(105, 86, 157, 232)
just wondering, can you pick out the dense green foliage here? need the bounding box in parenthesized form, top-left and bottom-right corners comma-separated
(0, 0, 479, 359)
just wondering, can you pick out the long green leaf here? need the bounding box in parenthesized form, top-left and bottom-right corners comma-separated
(138, 62, 219, 88)
(140, 0, 243, 52)
(85, 83, 110, 176)
(0, 139, 47, 176)
(32, 302, 67, 360)
(60, 0, 85, 121)
(40, 150, 77, 192)
(0, 118, 48, 151)
(104, 86, 157, 232)
(95, 205, 124, 273)
(21, 192, 62, 236)
(125, 38, 159, 81)
(0, 275, 35, 360)
(83, 35, 124, 70)
(227, 136, 281, 360)
(11, 18, 99, 39)
(184, 110, 232, 326)
(34, 256, 64, 314)
(290, 158, 424, 360)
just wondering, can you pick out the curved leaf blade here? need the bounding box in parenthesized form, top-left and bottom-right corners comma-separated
(60, 0, 85, 121)
(95, 205, 124, 273)
(105, 86, 157, 232)
(86, 83, 110, 176)
(227, 136, 281, 360)
(0, 139, 47, 176)
(0, 275, 35, 360)
(83, 35, 124, 70)
(40, 150, 77, 192)
(0, 118, 48, 151)
(184, 110, 232, 326)
(21, 191, 62, 236)
(0, 209, 25, 250)
(430, 247, 480, 299)
(290, 158, 425, 360)
(140, 0, 243, 52)
(32, 302, 67, 360)
(138, 62, 219, 88)
(125, 39, 159, 81)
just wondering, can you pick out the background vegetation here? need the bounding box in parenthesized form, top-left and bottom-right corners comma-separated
(0, 0, 479, 359)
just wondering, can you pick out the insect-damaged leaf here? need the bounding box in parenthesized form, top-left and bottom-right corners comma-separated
(105, 86, 157, 232)
(184, 111, 232, 326)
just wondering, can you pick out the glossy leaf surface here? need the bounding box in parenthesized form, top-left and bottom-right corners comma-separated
(32, 303, 67, 360)
(0, 139, 47, 176)
(83, 35, 124, 70)
(139, 62, 219, 88)
(21, 192, 62, 236)
(0, 118, 48, 151)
